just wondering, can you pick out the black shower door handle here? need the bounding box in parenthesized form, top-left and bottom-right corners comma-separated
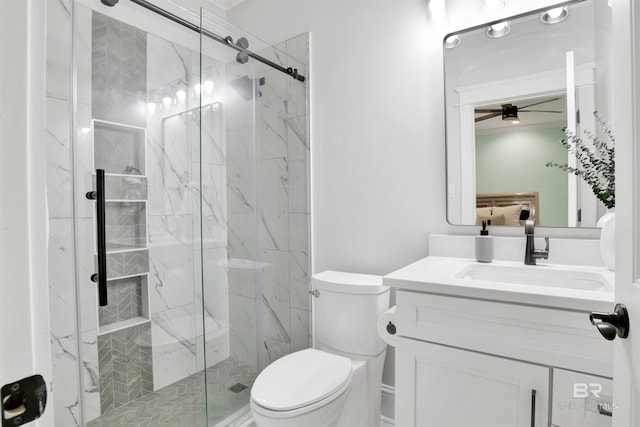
(86, 169, 108, 306)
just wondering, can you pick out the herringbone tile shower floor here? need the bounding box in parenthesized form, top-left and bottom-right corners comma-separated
(87, 357, 257, 427)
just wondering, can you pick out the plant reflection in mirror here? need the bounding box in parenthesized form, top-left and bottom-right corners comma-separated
(545, 112, 615, 209)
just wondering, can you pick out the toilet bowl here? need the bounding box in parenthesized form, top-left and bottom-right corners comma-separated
(250, 349, 353, 427)
(250, 271, 390, 427)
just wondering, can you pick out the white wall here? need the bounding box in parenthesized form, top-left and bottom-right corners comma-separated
(229, 0, 439, 276)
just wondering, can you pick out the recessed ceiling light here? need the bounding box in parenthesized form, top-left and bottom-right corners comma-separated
(487, 21, 510, 38)
(541, 6, 568, 24)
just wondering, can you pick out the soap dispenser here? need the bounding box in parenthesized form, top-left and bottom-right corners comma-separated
(475, 220, 494, 263)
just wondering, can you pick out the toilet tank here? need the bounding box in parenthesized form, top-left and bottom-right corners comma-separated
(312, 271, 390, 356)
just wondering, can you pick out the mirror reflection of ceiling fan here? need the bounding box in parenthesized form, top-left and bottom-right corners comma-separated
(474, 97, 563, 123)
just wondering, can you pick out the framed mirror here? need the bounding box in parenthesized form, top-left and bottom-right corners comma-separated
(444, 0, 613, 228)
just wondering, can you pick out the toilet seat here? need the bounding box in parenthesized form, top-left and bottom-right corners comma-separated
(251, 348, 353, 413)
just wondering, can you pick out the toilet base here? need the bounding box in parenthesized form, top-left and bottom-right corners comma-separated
(323, 348, 386, 427)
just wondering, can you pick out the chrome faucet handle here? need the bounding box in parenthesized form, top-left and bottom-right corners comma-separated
(524, 219, 535, 235)
(543, 237, 550, 252)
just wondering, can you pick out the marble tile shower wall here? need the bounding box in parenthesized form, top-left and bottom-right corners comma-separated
(226, 33, 311, 367)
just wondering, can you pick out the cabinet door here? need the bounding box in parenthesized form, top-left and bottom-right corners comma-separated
(396, 338, 549, 427)
(552, 369, 612, 427)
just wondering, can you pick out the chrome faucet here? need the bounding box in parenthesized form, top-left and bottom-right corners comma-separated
(524, 219, 550, 265)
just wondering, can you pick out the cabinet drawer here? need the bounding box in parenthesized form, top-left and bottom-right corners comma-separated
(395, 290, 613, 377)
(552, 369, 613, 427)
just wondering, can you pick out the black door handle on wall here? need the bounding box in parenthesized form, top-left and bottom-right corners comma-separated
(86, 169, 108, 306)
(590, 304, 629, 340)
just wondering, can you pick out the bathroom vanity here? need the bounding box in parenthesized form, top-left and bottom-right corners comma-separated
(383, 251, 614, 427)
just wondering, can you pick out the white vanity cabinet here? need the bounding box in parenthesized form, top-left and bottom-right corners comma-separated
(396, 338, 549, 427)
(390, 287, 613, 427)
(551, 369, 613, 427)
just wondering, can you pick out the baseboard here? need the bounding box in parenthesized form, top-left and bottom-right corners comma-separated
(381, 384, 395, 424)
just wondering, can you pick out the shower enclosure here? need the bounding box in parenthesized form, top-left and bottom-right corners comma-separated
(45, 1, 310, 425)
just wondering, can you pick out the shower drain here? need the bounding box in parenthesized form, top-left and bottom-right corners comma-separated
(228, 383, 248, 393)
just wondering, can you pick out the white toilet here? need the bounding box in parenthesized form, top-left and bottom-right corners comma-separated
(250, 271, 390, 427)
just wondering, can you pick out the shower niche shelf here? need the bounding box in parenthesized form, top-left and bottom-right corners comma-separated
(98, 273, 150, 336)
(104, 201, 147, 252)
(99, 317, 150, 336)
(93, 120, 146, 176)
(92, 119, 150, 335)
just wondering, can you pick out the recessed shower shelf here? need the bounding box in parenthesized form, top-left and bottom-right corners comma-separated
(98, 274, 150, 333)
(105, 172, 147, 178)
(93, 120, 146, 176)
(107, 272, 148, 282)
(98, 316, 150, 336)
(106, 199, 147, 203)
(106, 246, 149, 254)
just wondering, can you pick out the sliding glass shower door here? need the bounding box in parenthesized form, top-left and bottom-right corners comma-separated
(67, 2, 261, 425)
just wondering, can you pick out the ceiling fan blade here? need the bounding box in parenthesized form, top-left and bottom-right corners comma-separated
(475, 112, 502, 122)
(475, 108, 502, 113)
(519, 97, 561, 110)
(518, 109, 562, 113)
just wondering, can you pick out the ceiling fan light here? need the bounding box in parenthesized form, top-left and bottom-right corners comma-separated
(541, 6, 568, 24)
(487, 21, 511, 38)
(501, 104, 519, 121)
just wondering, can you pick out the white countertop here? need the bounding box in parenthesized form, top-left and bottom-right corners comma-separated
(383, 256, 615, 312)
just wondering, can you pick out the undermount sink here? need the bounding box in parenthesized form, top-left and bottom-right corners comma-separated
(455, 263, 613, 293)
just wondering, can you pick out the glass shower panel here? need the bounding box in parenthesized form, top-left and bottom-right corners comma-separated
(200, 9, 311, 426)
(71, 3, 211, 425)
(199, 10, 261, 426)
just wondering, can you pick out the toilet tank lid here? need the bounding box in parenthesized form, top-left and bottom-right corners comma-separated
(312, 271, 389, 295)
(251, 348, 352, 411)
